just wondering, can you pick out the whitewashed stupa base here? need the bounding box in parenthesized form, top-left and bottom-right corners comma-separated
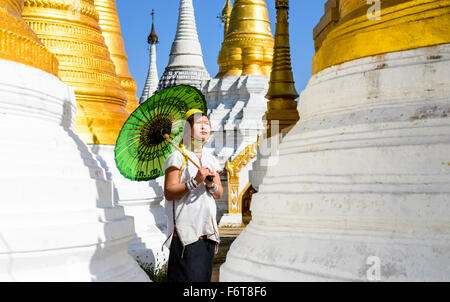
(248, 133, 283, 193)
(89, 145, 170, 270)
(219, 214, 243, 227)
(0, 59, 149, 281)
(140, 43, 159, 104)
(204, 74, 269, 167)
(205, 75, 269, 227)
(221, 44, 450, 282)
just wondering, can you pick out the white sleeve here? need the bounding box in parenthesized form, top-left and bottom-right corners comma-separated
(163, 151, 184, 172)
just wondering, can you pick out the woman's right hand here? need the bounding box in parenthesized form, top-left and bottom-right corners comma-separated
(194, 167, 211, 185)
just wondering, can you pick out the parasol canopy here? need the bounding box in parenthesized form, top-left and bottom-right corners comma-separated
(114, 85, 207, 181)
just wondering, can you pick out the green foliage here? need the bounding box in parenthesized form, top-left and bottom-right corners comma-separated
(137, 259, 168, 282)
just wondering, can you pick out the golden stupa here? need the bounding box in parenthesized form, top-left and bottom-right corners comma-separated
(264, 0, 299, 136)
(0, 0, 58, 75)
(216, 0, 274, 77)
(94, 0, 139, 114)
(312, 0, 450, 74)
(22, 0, 129, 145)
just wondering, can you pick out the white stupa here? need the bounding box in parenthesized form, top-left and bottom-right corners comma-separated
(157, 0, 210, 91)
(86, 3, 169, 272)
(221, 0, 450, 281)
(0, 0, 149, 281)
(140, 10, 159, 104)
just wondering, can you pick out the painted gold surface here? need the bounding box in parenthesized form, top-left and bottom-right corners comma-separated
(313, 0, 450, 74)
(22, 0, 129, 145)
(0, 0, 58, 75)
(264, 0, 299, 136)
(220, 0, 232, 39)
(216, 0, 274, 77)
(94, 0, 139, 114)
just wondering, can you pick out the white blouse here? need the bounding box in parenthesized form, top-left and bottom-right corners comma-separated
(163, 148, 222, 248)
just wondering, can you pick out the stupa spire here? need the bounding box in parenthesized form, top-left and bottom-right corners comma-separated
(140, 9, 159, 104)
(264, 0, 299, 136)
(157, 0, 210, 91)
(148, 9, 159, 44)
(220, 0, 233, 39)
(94, 0, 140, 114)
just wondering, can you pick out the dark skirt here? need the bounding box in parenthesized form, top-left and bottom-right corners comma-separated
(167, 235, 216, 282)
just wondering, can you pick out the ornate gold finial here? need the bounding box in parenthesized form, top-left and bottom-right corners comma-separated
(22, 0, 129, 145)
(220, 0, 233, 38)
(94, 0, 140, 114)
(216, 0, 274, 78)
(148, 9, 159, 44)
(0, 0, 58, 75)
(312, 0, 450, 74)
(264, 0, 299, 136)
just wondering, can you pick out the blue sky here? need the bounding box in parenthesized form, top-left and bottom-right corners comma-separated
(116, 0, 327, 98)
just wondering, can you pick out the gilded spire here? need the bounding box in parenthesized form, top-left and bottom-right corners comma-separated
(140, 9, 159, 104)
(264, 0, 299, 136)
(158, 0, 210, 91)
(216, 0, 274, 78)
(22, 0, 129, 145)
(94, 0, 140, 114)
(0, 0, 58, 75)
(220, 0, 232, 38)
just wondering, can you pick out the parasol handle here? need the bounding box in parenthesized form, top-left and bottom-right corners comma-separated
(163, 134, 214, 182)
(163, 134, 202, 170)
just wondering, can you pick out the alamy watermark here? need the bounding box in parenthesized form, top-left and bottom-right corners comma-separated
(178, 113, 281, 168)
(367, 0, 381, 21)
(366, 256, 381, 281)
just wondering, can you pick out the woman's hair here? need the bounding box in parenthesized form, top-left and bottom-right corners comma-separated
(186, 112, 208, 127)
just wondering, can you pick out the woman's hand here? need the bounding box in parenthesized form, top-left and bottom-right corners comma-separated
(205, 171, 216, 188)
(194, 167, 212, 185)
(206, 170, 223, 200)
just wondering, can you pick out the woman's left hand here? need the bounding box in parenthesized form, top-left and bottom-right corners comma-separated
(205, 170, 223, 200)
(205, 171, 216, 187)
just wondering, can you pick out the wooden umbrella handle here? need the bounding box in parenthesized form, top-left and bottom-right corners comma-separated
(163, 134, 202, 170)
(163, 134, 214, 181)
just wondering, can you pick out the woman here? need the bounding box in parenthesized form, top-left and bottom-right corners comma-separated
(163, 109, 223, 282)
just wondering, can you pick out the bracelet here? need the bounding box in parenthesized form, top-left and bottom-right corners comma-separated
(207, 183, 219, 194)
(191, 177, 198, 188)
(186, 177, 198, 191)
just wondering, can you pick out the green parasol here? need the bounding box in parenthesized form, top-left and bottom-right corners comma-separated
(114, 85, 208, 181)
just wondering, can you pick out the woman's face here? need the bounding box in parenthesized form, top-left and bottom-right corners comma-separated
(191, 115, 211, 141)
